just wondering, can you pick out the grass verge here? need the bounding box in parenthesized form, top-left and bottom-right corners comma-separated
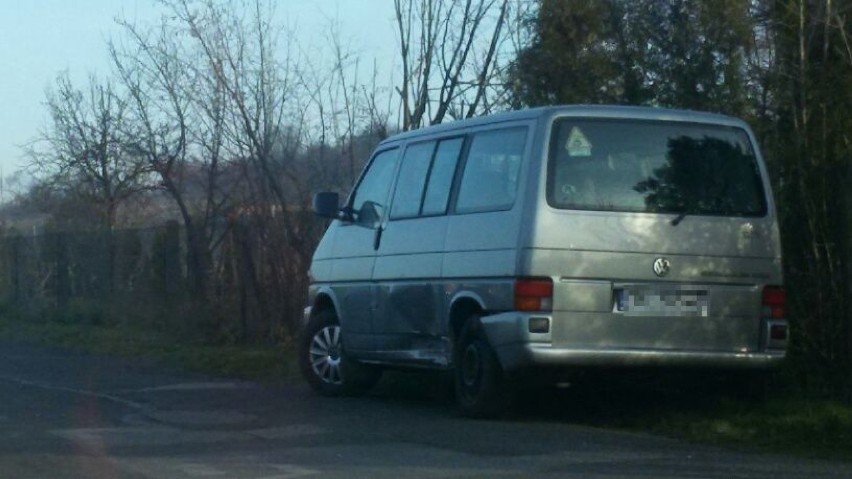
(511, 371, 852, 461)
(644, 398, 852, 460)
(0, 307, 296, 383)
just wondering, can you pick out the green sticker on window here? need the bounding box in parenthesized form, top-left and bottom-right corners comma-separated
(566, 127, 592, 157)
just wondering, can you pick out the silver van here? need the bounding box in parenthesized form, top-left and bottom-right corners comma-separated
(299, 105, 787, 417)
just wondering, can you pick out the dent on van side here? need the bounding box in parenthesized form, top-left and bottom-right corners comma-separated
(297, 105, 787, 418)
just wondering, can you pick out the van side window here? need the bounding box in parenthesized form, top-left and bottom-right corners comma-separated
(349, 148, 398, 227)
(390, 142, 435, 219)
(421, 137, 464, 216)
(455, 127, 527, 213)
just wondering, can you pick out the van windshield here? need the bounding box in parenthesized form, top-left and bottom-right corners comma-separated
(547, 119, 767, 217)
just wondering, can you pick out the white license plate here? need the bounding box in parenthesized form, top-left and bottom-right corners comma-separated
(615, 287, 709, 317)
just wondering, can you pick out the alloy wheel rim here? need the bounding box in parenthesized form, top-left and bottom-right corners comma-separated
(309, 325, 344, 385)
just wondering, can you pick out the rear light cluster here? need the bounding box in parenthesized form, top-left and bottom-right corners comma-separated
(515, 278, 553, 312)
(762, 286, 786, 319)
(762, 285, 788, 346)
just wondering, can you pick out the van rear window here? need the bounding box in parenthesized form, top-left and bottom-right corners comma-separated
(547, 119, 767, 217)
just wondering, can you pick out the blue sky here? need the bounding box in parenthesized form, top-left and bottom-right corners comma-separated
(0, 0, 397, 179)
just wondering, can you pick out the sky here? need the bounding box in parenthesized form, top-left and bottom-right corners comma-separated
(0, 0, 398, 182)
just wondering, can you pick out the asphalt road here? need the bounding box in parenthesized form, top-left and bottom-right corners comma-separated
(0, 340, 848, 479)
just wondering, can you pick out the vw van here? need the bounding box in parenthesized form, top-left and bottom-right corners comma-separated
(298, 105, 787, 417)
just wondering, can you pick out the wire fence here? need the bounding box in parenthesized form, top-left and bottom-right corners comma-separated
(0, 219, 314, 345)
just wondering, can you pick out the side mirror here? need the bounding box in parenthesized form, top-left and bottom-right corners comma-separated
(312, 191, 341, 219)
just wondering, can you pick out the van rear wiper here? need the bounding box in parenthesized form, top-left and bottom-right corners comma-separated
(671, 212, 687, 226)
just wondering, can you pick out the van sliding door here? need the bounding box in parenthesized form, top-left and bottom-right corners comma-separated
(372, 138, 464, 366)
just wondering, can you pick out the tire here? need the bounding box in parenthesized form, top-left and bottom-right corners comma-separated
(454, 316, 509, 418)
(298, 309, 381, 396)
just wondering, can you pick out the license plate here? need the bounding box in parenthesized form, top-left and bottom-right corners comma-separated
(615, 287, 709, 317)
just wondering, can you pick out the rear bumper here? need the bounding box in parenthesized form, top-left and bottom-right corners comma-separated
(479, 311, 786, 371)
(495, 343, 784, 371)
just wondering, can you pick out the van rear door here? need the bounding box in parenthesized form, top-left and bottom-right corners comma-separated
(525, 117, 782, 354)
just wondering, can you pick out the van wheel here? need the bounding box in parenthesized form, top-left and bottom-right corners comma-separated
(454, 316, 508, 418)
(298, 310, 381, 396)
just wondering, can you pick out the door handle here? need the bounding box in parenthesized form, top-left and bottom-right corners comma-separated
(373, 226, 383, 250)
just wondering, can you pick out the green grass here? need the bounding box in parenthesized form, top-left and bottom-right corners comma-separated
(0, 306, 296, 383)
(645, 398, 852, 460)
(507, 371, 852, 461)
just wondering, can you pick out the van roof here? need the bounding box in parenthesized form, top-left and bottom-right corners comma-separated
(379, 105, 749, 146)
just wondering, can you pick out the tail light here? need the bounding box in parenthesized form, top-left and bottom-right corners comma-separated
(515, 278, 553, 312)
(761, 286, 786, 319)
(762, 285, 788, 348)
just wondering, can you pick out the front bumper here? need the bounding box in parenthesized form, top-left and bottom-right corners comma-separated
(302, 306, 312, 328)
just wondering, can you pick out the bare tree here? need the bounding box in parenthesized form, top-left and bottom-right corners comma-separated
(294, 17, 392, 194)
(104, 0, 389, 338)
(393, 0, 510, 130)
(109, 17, 212, 295)
(154, 0, 323, 337)
(30, 73, 151, 229)
(169, 0, 300, 227)
(110, 7, 246, 296)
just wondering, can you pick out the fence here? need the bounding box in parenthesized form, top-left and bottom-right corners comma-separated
(0, 219, 313, 344)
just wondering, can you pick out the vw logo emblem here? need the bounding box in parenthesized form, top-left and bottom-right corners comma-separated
(653, 257, 671, 277)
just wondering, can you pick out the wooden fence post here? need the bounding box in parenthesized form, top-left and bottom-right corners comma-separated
(55, 233, 70, 308)
(12, 236, 24, 306)
(163, 221, 181, 296)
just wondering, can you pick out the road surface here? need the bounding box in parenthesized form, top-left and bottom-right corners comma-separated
(0, 340, 848, 478)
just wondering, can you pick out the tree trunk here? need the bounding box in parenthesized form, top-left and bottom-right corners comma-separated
(845, 154, 852, 403)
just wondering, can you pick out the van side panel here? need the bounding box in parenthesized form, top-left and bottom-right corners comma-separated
(326, 223, 381, 351)
(442, 120, 536, 292)
(443, 211, 520, 280)
(365, 121, 533, 366)
(371, 216, 450, 363)
(441, 120, 533, 313)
